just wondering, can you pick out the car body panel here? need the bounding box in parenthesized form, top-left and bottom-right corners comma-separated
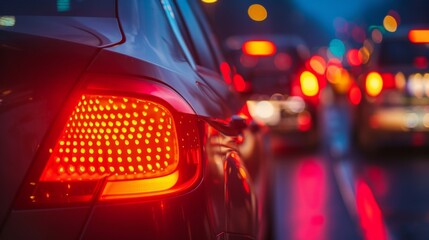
(2, 207, 89, 240)
(1, 0, 259, 239)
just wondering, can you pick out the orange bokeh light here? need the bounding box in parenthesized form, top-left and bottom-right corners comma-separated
(242, 40, 276, 56)
(409, 30, 429, 43)
(309, 56, 327, 75)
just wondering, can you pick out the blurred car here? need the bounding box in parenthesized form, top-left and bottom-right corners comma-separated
(224, 35, 322, 148)
(0, 0, 261, 239)
(357, 26, 429, 149)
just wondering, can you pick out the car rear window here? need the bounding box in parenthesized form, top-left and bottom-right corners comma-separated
(0, 0, 115, 17)
(379, 39, 429, 66)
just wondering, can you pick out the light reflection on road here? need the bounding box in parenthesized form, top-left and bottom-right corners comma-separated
(273, 153, 360, 240)
(291, 158, 327, 240)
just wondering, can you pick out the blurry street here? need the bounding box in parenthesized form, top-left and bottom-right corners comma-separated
(270, 93, 429, 240)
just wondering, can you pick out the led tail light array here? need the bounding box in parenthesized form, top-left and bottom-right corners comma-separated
(42, 95, 178, 182)
(18, 87, 202, 206)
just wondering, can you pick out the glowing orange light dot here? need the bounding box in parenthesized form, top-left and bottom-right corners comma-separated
(248, 4, 268, 22)
(147, 164, 153, 171)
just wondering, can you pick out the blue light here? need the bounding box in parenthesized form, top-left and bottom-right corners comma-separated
(57, 0, 70, 12)
(329, 39, 346, 57)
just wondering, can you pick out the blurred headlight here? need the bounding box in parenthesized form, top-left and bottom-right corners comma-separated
(254, 101, 275, 119)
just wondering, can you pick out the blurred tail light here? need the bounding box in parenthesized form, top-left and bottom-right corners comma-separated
(366, 72, 397, 97)
(233, 73, 249, 92)
(348, 85, 362, 105)
(242, 40, 276, 56)
(408, 29, 429, 43)
(381, 73, 395, 89)
(220, 61, 232, 84)
(365, 72, 383, 97)
(300, 71, 319, 97)
(17, 76, 202, 206)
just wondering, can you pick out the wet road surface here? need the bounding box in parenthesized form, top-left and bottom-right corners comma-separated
(270, 97, 429, 240)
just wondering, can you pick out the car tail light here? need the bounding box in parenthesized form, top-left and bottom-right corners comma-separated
(16, 76, 202, 207)
(242, 40, 276, 56)
(348, 85, 362, 105)
(408, 29, 429, 43)
(220, 61, 232, 84)
(299, 71, 319, 97)
(365, 72, 396, 97)
(233, 73, 249, 92)
(381, 73, 395, 89)
(365, 72, 383, 97)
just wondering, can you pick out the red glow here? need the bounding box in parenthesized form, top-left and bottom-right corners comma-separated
(242, 40, 276, 56)
(414, 56, 428, 69)
(381, 73, 395, 89)
(347, 49, 363, 66)
(291, 159, 327, 240)
(356, 179, 387, 240)
(412, 132, 425, 146)
(348, 85, 362, 105)
(24, 76, 202, 205)
(365, 167, 388, 197)
(41, 95, 179, 182)
(238, 102, 252, 121)
(220, 62, 232, 84)
(233, 73, 247, 92)
(298, 111, 312, 131)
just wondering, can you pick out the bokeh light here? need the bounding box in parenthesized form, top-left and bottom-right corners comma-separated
(347, 49, 363, 66)
(309, 56, 326, 75)
(233, 74, 247, 92)
(349, 85, 362, 105)
(201, 0, 217, 3)
(300, 71, 319, 97)
(383, 15, 397, 32)
(248, 4, 268, 22)
(409, 30, 429, 43)
(359, 47, 370, 64)
(371, 29, 383, 43)
(242, 40, 276, 56)
(366, 72, 383, 97)
(328, 39, 346, 58)
(0, 16, 15, 27)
